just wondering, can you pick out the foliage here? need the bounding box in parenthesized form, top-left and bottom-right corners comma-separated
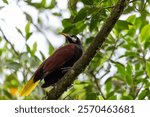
(0, 0, 150, 100)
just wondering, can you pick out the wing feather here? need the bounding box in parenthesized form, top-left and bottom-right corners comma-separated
(43, 44, 76, 74)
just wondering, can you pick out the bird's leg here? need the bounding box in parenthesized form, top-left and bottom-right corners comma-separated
(61, 67, 71, 73)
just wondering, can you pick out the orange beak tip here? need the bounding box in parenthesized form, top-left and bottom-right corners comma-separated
(60, 32, 68, 37)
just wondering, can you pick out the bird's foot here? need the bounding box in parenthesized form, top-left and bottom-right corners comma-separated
(61, 67, 71, 73)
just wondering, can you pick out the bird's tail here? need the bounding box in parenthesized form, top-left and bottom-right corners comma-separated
(20, 77, 40, 96)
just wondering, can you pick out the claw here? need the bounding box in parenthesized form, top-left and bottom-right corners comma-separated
(61, 67, 71, 73)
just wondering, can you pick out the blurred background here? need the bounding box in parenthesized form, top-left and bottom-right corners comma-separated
(0, 0, 150, 100)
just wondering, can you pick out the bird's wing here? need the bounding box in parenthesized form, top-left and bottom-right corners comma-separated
(43, 44, 76, 74)
(19, 44, 76, 96)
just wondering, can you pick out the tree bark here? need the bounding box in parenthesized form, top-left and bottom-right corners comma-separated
(46, 0, 129, 100)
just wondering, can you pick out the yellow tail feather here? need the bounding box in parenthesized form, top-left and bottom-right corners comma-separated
(20, 77, 40, 96)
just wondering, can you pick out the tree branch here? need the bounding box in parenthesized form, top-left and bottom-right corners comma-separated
(46, 0, 129, 100)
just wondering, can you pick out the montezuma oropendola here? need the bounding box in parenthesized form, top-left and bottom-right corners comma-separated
(20, 33, 82, 96)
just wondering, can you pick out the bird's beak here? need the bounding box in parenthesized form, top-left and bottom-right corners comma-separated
(60, 33, 72, 42)
(60, 33, 70, 38)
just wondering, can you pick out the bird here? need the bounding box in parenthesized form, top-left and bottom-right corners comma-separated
(20, 33, 83, 96)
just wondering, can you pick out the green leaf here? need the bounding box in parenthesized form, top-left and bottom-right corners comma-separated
(24, 12, 33, 22)
(39, 51, 46, 60)
(48, 42, 54, 55)
(89, 11, 102, 32)
(26, 32, 32, 40)
(3, 90, 12, 99)
(90, 53, 107, 71)
(30, 56, 41, 68)
(115, 20, 132, 32)
(5, 73, 19, 87)
(74, 8, 88, 23)
(140, 25, 150, 44)
(146, 61, 150, 77)
(125, 51, 138, 57)
(26, 44, 31, 54)
(62, 19, 72, 28)
(48, 0, 56, 9)
(121, 95, 133, 100)
(123, 6, 135, 14)
(126, 62, 133, 85)
(0, 48, 2, 56)
(116, 63, 126, 75)
(127, 15, 136, 24)
(63, 25, 75, 33)
(127, 27, 136, 36)
(52, 12, 61, 16)
(81, 0, 93, 5)
(107, 95, 117, 100)
(86, 93, 97, 100)
(20, 52, 30, 63)
(144, 41, 150, 49)
(112, 61, 126, 80)
(32, 42, 37, 55)
(90, 16, 98, 32)
(26, 1, 44, 9)
(75, 21, 86, 33)
(86, 37, 93, 44)
(2, 0, 8, 4)
(25, 21, 31, 34)
(138, 89, 149, 100)
(105, 80, 112, 93)
(16, 27, 24, 37)
(5, 61, 21, 71)
(41, 0, 46, 7)
(25, 21, 32, 40)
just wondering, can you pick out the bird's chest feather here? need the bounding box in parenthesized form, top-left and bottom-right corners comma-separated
(63, 45, 82, 68)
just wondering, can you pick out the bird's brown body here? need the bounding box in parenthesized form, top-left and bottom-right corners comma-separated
(20, 34, 82, 96)
(34, 43, 82, 88)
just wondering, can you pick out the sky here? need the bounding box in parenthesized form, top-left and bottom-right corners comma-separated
(0, 0, 70, 57)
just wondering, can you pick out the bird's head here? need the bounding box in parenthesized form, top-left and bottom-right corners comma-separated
(61, 33, 81, 46)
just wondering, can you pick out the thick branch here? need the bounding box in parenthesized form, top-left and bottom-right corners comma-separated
(46, 0, 129, 100)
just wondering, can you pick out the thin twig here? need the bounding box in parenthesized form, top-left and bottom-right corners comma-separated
(32, 23, 51, 44)
(91, 72, 106, 99)
(134, 43, 148, 99)
(16, 3, 53, 46)
(103, 5, 115, 9)
(100, 70, 110, 80)
(134, 83, 144, 99)
(109, 37, 120, 60)
(0, 28, 19, 55)
(135, 0, 147, 11)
